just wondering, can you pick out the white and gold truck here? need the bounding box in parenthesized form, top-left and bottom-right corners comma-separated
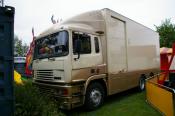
(32, 8, 160, 110)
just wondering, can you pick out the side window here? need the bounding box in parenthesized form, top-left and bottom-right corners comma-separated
(94, 37, 100, 53)
(73, 32, 91, 54)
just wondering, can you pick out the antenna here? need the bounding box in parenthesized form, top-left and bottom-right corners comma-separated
(51, 15, 56, 24)
(0, 0, 4, 7)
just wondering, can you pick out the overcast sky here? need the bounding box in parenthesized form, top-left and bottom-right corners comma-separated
(5, 0, 175, 45)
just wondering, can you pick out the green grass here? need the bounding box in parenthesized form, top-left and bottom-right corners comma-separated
(67, 89, 161, 116)
(15, 78, 161, 116)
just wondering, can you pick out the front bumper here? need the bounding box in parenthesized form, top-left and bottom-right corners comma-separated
(33, 80, 85, 110)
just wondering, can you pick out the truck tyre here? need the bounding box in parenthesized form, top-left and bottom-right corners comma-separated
(85, 82, 105, 110)
(139, 75, 146, 91)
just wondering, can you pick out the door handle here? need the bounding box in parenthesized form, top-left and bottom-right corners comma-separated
(48, 57, 55, 61)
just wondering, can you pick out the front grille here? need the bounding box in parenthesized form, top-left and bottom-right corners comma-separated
(38, 86, 55, 96)
(37, 85, 63, 97)
(36, 70, 54, 81)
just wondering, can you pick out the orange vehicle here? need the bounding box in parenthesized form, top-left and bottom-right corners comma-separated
(146, 44, 175, 116)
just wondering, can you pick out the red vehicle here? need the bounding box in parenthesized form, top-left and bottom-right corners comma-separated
(160, 47, 172, 71)
(25, 28, 35, 77)
(159, 44, 175, 84)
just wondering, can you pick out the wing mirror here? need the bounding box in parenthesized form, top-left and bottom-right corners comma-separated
(74, 39, 81, 60)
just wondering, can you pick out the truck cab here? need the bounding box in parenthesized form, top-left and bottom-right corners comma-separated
(33, 21, 106, 109)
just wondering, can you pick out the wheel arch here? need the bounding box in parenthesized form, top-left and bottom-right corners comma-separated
(84, 74, 107, 97)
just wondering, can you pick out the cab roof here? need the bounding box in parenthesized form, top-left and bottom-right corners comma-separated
(36, 9, 106, 39)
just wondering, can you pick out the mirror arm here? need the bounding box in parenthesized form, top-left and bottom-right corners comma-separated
(74, 52, 80, 61)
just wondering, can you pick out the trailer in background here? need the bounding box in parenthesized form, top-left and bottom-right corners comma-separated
(14, 57, 26, 77)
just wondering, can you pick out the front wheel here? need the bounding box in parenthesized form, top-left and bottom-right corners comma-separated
(84, 82, 105, 110)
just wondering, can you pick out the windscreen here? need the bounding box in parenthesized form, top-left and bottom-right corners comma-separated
(34, 31, 69, 59)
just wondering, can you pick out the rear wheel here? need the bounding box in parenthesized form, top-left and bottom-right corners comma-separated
(84, 82, 105, 110)
(139, 75, 146, 91)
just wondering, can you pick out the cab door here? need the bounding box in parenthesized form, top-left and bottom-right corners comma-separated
(71, 32, 103, 80)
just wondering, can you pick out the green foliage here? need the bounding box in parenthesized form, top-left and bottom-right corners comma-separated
(14, 80, 161, 116)
(14, 35, 29, 56)
(14, 81, 64, 116)
(155, 19, 175, 47)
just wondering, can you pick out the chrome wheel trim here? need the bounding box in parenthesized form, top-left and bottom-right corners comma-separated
(90, 89, 102, 106)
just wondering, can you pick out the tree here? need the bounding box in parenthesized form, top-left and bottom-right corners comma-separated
(22, 43, 29, 56)
(14, 35, 29, 57)
(155, 19, 175, 48)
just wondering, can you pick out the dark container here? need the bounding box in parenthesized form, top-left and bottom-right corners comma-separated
(0, 6, 15, 116)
